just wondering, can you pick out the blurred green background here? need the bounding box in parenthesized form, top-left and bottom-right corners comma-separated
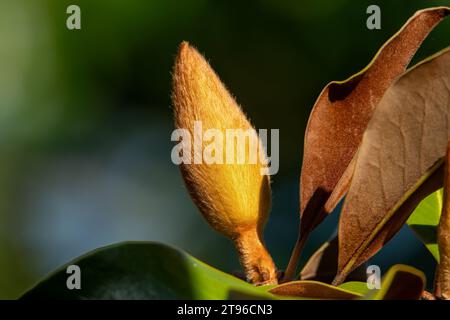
(0, 0, 449, 299)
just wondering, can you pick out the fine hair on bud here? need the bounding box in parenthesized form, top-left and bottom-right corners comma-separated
(172, 41, 277, 285)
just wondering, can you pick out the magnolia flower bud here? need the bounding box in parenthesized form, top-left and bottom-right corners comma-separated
(171, 42, 277, 285)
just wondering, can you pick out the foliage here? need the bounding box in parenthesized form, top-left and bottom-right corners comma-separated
(19, 6, 450, 300)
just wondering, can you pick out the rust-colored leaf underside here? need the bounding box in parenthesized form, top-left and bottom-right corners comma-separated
(335, 48, 450, 284)
(269, 280, 360, 299)
(285, 7, 450, 281)
(300, 6, 450, 237)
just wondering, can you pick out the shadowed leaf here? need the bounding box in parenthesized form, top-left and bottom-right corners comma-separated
(300, 237, 366, 283)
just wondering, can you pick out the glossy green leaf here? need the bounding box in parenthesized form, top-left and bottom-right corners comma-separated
(407, 189, 442, 262)
(21, 241, 276, 300)
(338, 281, 373, 296)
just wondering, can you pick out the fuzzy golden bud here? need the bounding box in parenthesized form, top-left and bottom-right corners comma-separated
(171, 42, 277, 285)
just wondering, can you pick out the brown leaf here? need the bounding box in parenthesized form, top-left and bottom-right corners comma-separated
(269, 280, 361, 299)
(437, 142, 450, 299)
(300, 239, 339, 283)
(285, 7, 450, 281)
(379, 271, 425, 300)
(367, 264, 426, 300)
(334, 48, 450, 285)
(300, 237, 367, 284)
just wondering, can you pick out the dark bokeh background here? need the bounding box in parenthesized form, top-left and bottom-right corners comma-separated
(0, 0, 449, 298)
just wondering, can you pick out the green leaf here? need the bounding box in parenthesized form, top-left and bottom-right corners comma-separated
(21, 241, 277, 300)
(407, 189, 442, 262)
(364, 264, 426, 300)
(338, 281, 373, 296)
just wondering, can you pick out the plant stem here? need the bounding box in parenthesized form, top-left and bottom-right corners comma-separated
(233, 227, 278, 286)
(433, 264, 441, 298)
(282, 234, 307, 282)
(437, 141, 450, 299)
